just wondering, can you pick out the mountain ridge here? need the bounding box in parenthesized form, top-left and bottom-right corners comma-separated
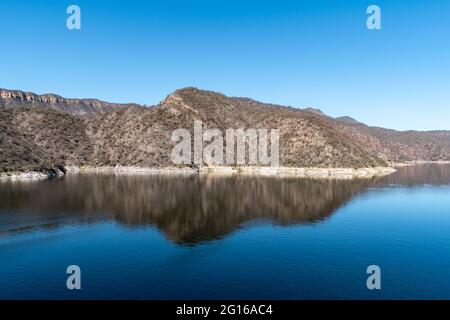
(1, 87, 450, 173)
(0, 88, 141, 116)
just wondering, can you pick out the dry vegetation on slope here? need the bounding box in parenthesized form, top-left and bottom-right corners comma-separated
(333, 121, 450, 162)
(0, 107, 92, 172)
(81, 88, 384, 168)
(1, 87, 449, 173)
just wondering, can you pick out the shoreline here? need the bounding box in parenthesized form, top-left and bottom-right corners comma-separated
(197, 166, 396, 179)
(0, 171, 47, 181)
(3, 160, 448, 181)
(1, 165, 398, 181)
(68, 165, 398, 179)
(390, 160, 450, 167)
(5, 160, 450, 181)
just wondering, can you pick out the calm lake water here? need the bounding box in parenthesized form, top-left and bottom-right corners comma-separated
(1, 164, 450, 299)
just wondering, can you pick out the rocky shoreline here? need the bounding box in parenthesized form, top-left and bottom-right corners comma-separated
(391, 160, 450, 166)
(0, 171, 47, 181)
(198, 166, 397, 179)
(1, 165, 398, 181)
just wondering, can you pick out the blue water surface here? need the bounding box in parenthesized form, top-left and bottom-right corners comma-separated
(1, 165, 450, 299)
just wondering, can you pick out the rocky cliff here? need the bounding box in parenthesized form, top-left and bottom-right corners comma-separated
(0, 88, 141, 116)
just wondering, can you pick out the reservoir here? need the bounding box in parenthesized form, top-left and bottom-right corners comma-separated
(1, 164, 450, 299)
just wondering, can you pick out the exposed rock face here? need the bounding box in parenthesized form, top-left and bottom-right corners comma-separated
(0, 88, 141, 116)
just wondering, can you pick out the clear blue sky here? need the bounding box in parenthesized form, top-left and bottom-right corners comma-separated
(0, 0, 449, 130)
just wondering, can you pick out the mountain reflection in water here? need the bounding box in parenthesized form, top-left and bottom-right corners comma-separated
(1, 164, 450, 245)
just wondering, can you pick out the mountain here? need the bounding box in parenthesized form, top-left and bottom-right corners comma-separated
(0, 106, 93, 172)
(1, 87, 450, 173)
(333, 119, 450, 162)
(0, 88, 140, 116)
(84, 88, 383, 168)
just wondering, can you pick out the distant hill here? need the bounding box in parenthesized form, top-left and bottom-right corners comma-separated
(303, 107, 327, 116)
(1, 87, 450, 173)
(334, 121, 450, 162)
(335, 116, 361, 125)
